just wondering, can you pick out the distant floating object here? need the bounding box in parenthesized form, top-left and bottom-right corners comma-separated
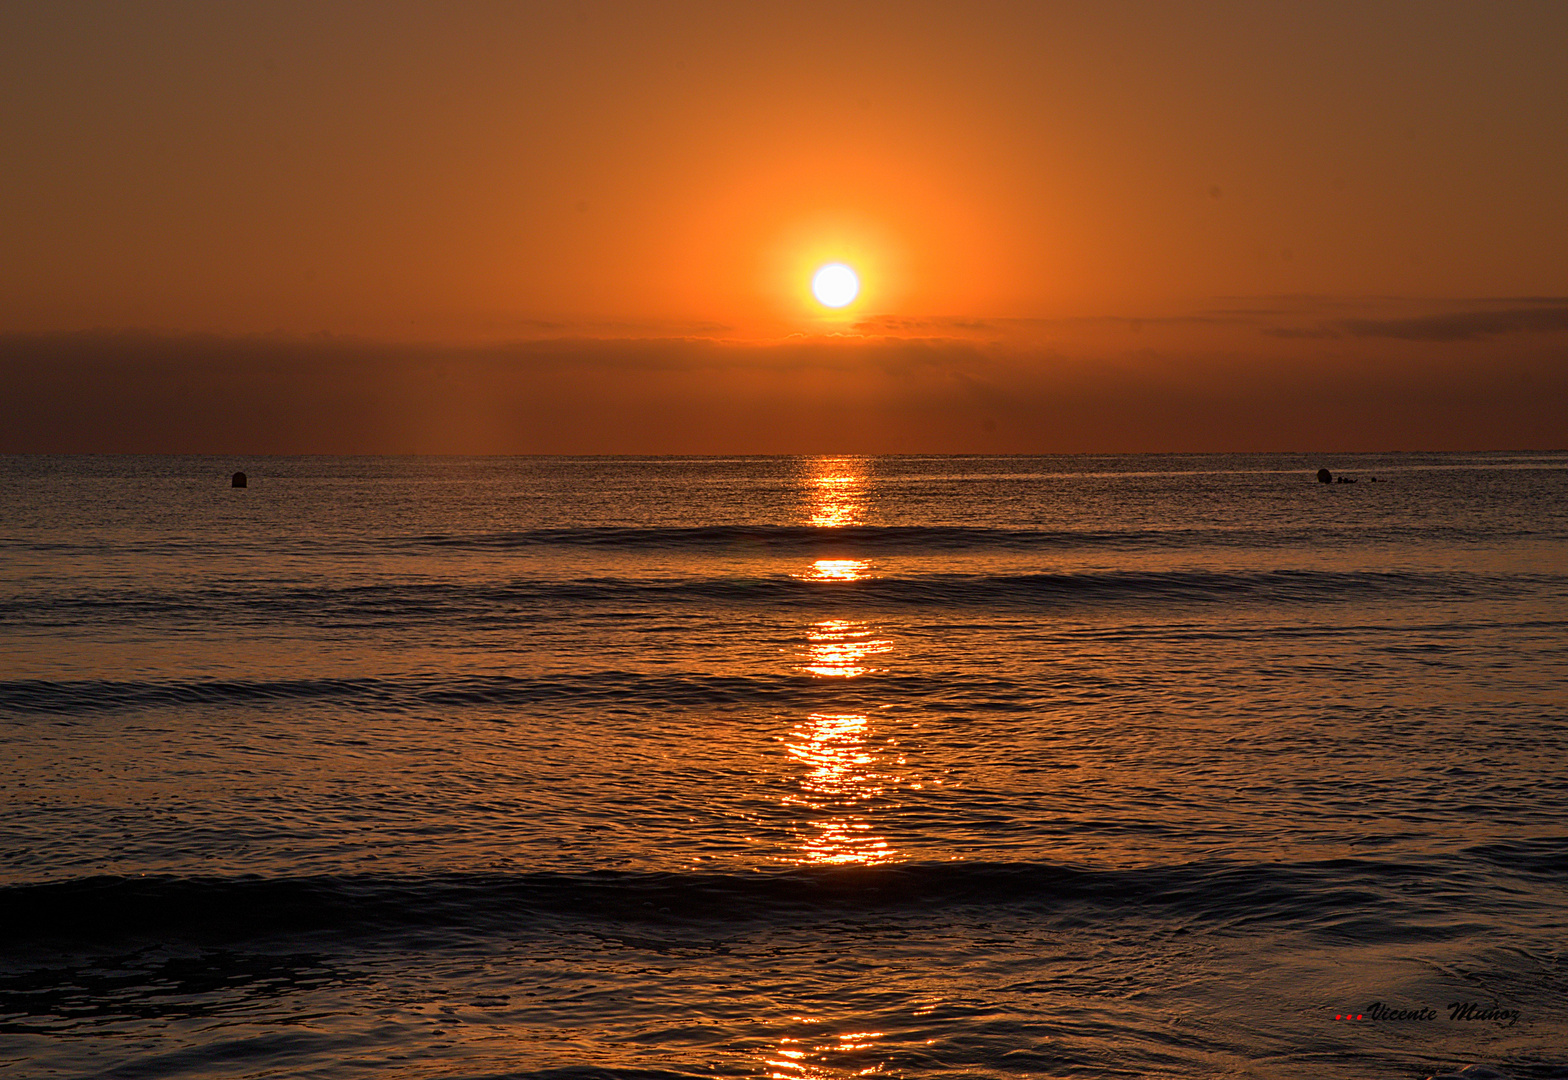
(231, 471, 247, 488)
(1316, 468, 1332, 484)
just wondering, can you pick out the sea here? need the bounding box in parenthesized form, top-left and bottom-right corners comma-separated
(1, 453, 1565, 1080)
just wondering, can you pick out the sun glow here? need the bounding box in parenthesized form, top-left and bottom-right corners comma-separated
(810, 263, 860, 308)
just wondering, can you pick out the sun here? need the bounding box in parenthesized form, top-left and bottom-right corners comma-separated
(811, 263, 860, 308)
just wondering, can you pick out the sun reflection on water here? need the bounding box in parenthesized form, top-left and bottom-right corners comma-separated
(787, 712, 891, 866)
(759, 462, 906, 1073)
(806, 457, 867, 529)
(785, 621, 900, 866)
(805, 558, 869, 581)
(764, 1031, 889, 1079)
(783, 458, 906, 868)
(803, 618, 890, 678)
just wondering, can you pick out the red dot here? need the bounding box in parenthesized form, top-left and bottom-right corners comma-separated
(1335, 1015, 1342, 1020)
(1356, 1014, 1363, 1020)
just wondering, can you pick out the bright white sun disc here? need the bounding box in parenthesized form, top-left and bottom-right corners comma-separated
(811, 263, 860, 308)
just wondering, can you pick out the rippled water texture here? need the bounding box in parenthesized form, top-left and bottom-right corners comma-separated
(2, 453, 1566, 1078)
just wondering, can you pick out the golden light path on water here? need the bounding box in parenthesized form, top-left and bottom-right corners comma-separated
(765, 1030, 891, 1080)
(783, 457, 909, 870)
(762, 459, 909, 1075)
(807, 460, 864, 529)
(767, 462, 954, 1075)
(800, 617, 887, 678)
(788, 619, 897, 867)
(806, 558, 867, 581)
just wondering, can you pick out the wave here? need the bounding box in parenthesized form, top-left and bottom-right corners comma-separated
(9, 568, 1558, 629)
(0, 670, 1037, 715)
(3, 853, 1535, 946)
(1462, 836, 1568, 878)
(391, 523, 1549, 552)
(397, 525, 1191, 552)
(6, 521, 1548, 561)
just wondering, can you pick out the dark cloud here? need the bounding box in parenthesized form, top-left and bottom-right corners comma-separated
(1336, 306, 1568, 342)
(3, 329, 1565, 454)
(851, 315, 997, 336)
(1262, 326, 1343, 340)
(852, 313, 1243, 339)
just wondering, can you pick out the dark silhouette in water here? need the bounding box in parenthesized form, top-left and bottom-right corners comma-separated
(231, 471, 247, 488)
(1318, 468, 1364, 484)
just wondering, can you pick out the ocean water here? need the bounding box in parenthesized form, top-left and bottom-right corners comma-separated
(2, 453, 1566, 1080)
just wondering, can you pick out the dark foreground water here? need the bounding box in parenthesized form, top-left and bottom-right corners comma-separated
(2, 453, 1566, 1079)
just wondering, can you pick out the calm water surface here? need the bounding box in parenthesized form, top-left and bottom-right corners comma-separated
(1, 454, 1566, 1079)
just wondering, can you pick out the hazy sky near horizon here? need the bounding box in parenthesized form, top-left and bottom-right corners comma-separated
(3, 1, 1566, 452)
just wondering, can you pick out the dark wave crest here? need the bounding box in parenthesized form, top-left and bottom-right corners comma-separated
(0, 670, 1038, 715)
(2, 853, 1537, 947)
(400, 525, 1130, 551)
(9, 568, 1557, 630)
(388, 523, 1547, 552)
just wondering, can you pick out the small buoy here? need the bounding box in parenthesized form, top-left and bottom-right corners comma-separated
(231, 471, 247, 488)
(1316, 468, 1332, 484)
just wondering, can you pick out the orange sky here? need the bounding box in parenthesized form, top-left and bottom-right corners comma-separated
(2, 1, 1566, 452)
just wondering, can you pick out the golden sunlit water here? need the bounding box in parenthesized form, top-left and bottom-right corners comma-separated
(786, 708, 893, 866)
(800, 619, 889, 679)
(3, 454, 1567, 1079)
(802, 558, 871, 581)
(766, 1030, 890, 1079)
(787, 467, 902, 866)
(806, 457, 866, 528)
